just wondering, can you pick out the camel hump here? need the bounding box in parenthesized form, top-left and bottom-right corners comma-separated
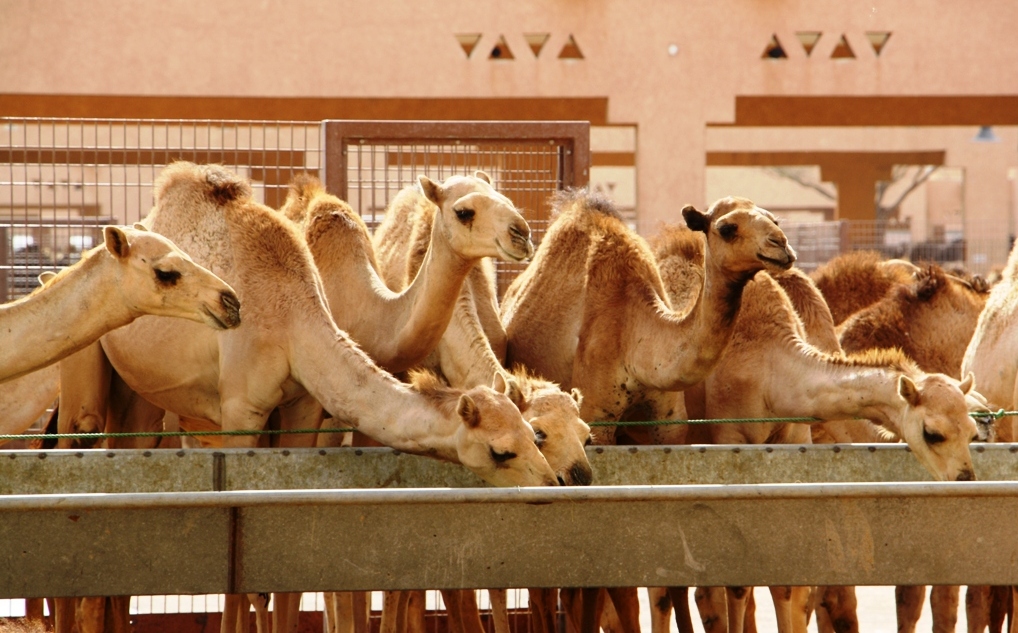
(155, 161, 253, 206)
(550, 188, 623, 221)
(649, 223, 705, 264)
(288, 172, 324, 199)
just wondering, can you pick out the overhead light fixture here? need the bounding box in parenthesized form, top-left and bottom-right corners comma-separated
(972, 126, 1000, 142)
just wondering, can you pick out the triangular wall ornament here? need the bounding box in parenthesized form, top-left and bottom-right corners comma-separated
(796, 32, 822, 57)
(831, 34, 856, 59)
(456, 34, 482, 58)
(558, 34, 584, 59)
(762, 34, 788, 59)
(866, 31, 892, 56)
(489, 35, 515, 59)
(524, 33, 550, 57)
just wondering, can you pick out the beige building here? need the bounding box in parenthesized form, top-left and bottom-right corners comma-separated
(1, 0, 1017, 270)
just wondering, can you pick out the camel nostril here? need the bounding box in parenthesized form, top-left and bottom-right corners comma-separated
(557, 475, 567, 486)
(571, 463, 593, 486)
(956, 470, 975, 482)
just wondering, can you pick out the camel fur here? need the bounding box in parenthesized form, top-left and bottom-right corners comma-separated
(810, 250, 918, 325)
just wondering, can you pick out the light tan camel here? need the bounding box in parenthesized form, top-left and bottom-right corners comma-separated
(0, 364, 58, 444)
(368, 181, 594, 633)
(839, 263, 990, 379)
(283, 171, 533, 374)
(499, 191, 795, 633)
(652, 227, 984, 633)
(962, 239, 1018, 633)
(0, 224, 240, 383)
(810, 250, 919, 325)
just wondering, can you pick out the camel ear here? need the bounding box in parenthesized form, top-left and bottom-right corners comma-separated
(103, 226, 131, 259)
(682, 205, 710, 233)
(570, 388, 584, 408)
(419, 176, 443, 206)
(132, 223, 149, 232)
(457, 394, 481, 428)
(37, 271, 56, 286)
(502, 374, 525, 408)
(959, 372, 975, 395)
(474, 170, 492, 184)
(492, 371, 508, 394)
(898, 375, 921, 407)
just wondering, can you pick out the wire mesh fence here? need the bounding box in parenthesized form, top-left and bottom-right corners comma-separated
(0, 118, 322, 301)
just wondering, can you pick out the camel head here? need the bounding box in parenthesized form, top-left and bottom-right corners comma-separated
(103, 224, 242, 330)
(510, 374, 593, 486)
(683, 197, 796, 277)
(407, 368, 558, 487)
(419, 171, 534, 263)
(896, 372, 979, 481)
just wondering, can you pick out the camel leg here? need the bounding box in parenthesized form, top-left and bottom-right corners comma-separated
(931, 586, 960, 633)
(271, 592, 301, 633)
(24, 598, 45, 623)
(455, 590, 485, 633)
(648, 587, 672, 633)
(602, 594, 623, 633)
(992, 587, 1012, 633)
(106, 596, 131, 633)
(221, 594, 244, 633)
(54, 597, 76, 633)
(606, 587, 642, 633)
(276, 393, 325, 448)
(406, 590, 426, 633)
(380, 591, 404, 633)
(694, 587, 728, 633)
(968, 586, 992, 633)
(489, 589, 511, 633)
(528, 588, 558, 633)
(789, 587, 812, 633)
(816, 586, 859, 633)
(769, 587, 794, 633)
(76, 597, 105, 633)
(579, 588, 605, 633)
(746, 589, 758, 633)
(666, 587, 695, 633)
(896, 586, 926, 633)
(726, 587, 750, 633)
(248, 593, 270, 633)
(1005, 586, 1013, 633)
(440, 590, 463, 633)
(353, 591, 372, 633)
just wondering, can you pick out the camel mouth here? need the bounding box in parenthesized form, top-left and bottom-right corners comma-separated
(495, 238, 532, 263)
(758, 252, 795, 270)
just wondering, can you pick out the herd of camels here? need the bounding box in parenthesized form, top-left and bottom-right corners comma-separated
(2, 160, 1017, 633)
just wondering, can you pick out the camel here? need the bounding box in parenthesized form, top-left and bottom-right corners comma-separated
(498, 191, 795, 633)
(0, 364, 58, 445)
(367, 180, 594, 633)
(283, 171, 533, 374)
(838, 263, 990, 379)
(962, 239, 1018, 633)
(0, 224, 240, 383)
(650, 226, 985, 633)
(810, 250, 919, 325)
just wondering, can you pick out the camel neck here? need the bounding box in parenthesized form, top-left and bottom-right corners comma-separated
(289, 313, 462, 461)
(633, 255, 754, 391)
(768, 357, 905, 433)
(0, 250, 134, 381)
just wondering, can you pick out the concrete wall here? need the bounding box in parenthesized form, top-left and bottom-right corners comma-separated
(2, 0, 1017, 265)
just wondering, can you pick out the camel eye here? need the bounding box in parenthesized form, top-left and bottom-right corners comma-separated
(718, 224, 737, 240)
(534, 430, 547, 447)
(154, 269, 181, 286)
(455, 208, 475, 223)
(923, 427, 946, 445)
(490, 447, 517, 464)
